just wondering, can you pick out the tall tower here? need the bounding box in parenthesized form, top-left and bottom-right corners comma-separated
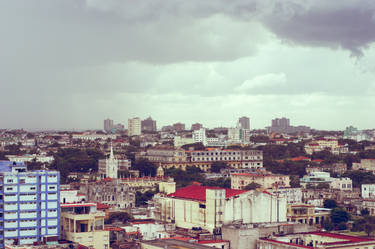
(238, 116, 250, 130)
(128, 117, 142, 136)
(106, 145, 118, 178)
(104, 118, 114, 133)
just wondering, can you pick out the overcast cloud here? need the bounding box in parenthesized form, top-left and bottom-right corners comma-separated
(1, 0, 375, 130)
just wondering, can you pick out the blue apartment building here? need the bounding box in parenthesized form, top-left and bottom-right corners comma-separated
(0, 161, 60, 247)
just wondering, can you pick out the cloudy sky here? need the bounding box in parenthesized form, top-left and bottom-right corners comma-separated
(1, 0, 375, 131)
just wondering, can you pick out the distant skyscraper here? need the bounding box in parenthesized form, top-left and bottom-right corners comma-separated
(104, 118, 114, 132)
(173, 122, 185, 132)
(141, 117, 157, 132)
(238, 116, 250, 130)
(128, 117, 142, 136)
(269, 117, 309, 134)
(191, 123, 203, 131)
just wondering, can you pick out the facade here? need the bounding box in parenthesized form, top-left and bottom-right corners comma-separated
(5, 155, 54, 164)
(361, 184, 375, 199)
(286, 204, 330, 226)
(192, 128, 207, 146)
(304, 139, 349, 155)
(141, 117, 157, 132)
(269, 117, 310, 134)
(238, 116, 250, 130)
(0, 161, 60, 247)
(80, 179, 135, 209)
(155, 185, 287, 232)
(191, 123, 203, 131)
(60, 203, 109, 249)
(352, 159, 375, 172)
(300, 172, 352, 190)
(104, 119, 114, 133)
(268, 188, 303, 204)
(173, 123, 185, 132)
(173, 136, 193, 148)
(128, 118, 142, 136)
(231, 172, 290, 190)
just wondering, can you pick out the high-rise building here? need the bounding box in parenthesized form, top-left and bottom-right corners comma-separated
(191, 123, 203, 131)
(238, 116, 250, 130)
(269, 117, 310, 134)
(173, 123, 185, 132)
(0, 161, 60, 247)
(193, 128, 207, 146)
(141, 117, 157, 132)
(128, 117, 141, 136)
(104, 118, 114, 133)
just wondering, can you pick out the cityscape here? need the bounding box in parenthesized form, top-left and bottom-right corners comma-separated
(2, 1, 375, 249)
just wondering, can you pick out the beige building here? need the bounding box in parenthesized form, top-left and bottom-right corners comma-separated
(304, 139, 348, 155)
(286, 204, 330, 226)
(258, 231, 375, 249)
(128, 117, 142, 136)
(231, 172, 290, 190)
(60, 203, 109, 249)
(155, 185, 287, 233)
(352, 159, 375, 172)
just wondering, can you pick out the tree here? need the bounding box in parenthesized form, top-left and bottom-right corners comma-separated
(135, 190, 157, 207)
(363, 217, 375, 237)
(244, 182, 262, 190)
(131, 158, 157, 177)
(337, 222, 347, 231)
(360, 209, 370, 216)
(330, 208, 350, 225)
(324, 199, 337, 209)
(202, 177, 231, 188)
(211, 162, 227, 173)
(323, 220, 334, 231)
(181, 142, 205, 151)
(105, 212, 132, 224)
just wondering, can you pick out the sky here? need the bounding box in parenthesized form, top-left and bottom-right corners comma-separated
(1, 0, 375, 131)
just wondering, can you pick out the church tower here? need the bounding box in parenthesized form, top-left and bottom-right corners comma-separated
(156, 164, 164, 177)
(106, 145, 118, 178)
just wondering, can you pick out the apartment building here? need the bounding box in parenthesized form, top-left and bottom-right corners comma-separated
(0, 161, 60, 248)
(60, 203, 109, 249)
(128, 118, 142, 136)
(304, 138, 348, 155)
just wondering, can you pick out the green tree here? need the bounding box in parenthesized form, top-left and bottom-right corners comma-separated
(211, 162, 227, 173)
(135, 190, 157, 207)
(324, 199, 337, 209)
(360, 209, 370, 216)
(323, 220, 334, 231)
(105, 212, 132, 224)
(330, 208, 350, 225)
(131, 158, 157, 177)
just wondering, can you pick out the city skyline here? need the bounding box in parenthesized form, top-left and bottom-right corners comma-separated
(2, 1, 375, 130)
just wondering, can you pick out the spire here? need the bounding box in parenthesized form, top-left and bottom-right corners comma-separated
(109, 143, 114, 160)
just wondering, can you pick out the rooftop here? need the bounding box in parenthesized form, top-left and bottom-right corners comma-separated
(167, 185, 249, 202)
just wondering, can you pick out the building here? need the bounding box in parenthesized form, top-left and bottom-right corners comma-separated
(104, 118, 114, 133)
(80, 179, 135, 209)
(98, 146, 131, 179)
(361, 184, 375, 199)
(352, 159, 375, 172)
(191, 123, 203, 131)
(141, 117, 157, 132)
(0, 161, 60, 247)
(60, 203, 109, 249)
(238, 116, 250, 130)
(300, 172, 352, 191)
(268, 117, 310, 134)
(141, 239, 215, 249)
(286, 204, 330, 226)
(304, 139, 348, 155)
(128, 118, 141, 136)
(173, 136, 194, 148)
(155, 185, 287, 232)
(231, 172, 290, 190)
(192, 128, 207, 146)
(268, 188, 302, 204)
(258, 231, 375, 249)
(173, 123, 186, 132)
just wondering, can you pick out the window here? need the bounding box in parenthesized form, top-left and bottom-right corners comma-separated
(30, 187, 36, 190)
(6, 187, 13, 191)
(6, 179, 13, 183)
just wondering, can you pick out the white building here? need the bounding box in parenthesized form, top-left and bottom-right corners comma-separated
(362, 184, 375, 199)
(60, 189, 86, 204)
(128, 117, 142, 136)
(300, 172, 352, 191)
(193, 128, 207, 146)
(156, 185, 286, 233)
(98, 146, 131, 179)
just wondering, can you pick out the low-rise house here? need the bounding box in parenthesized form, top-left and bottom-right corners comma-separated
(352, 159, 375, 172)
(60, 203, 110, 249)
(231, 172, 290, 189)
(361, 183, 375, 198)
(286, 204, 330, 226)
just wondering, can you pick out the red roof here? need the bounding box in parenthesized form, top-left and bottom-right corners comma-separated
(197, 240, 229, 244)
(61, 203, 96, 208)
(167, 185, 249, 202)
(104, 226, 124, 232)
(96, 202, 110, 209)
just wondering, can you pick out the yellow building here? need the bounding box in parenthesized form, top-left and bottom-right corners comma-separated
(231, 172, 290, 189)
(60, 203, 109, 249)
(286, 204, 330, 226)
